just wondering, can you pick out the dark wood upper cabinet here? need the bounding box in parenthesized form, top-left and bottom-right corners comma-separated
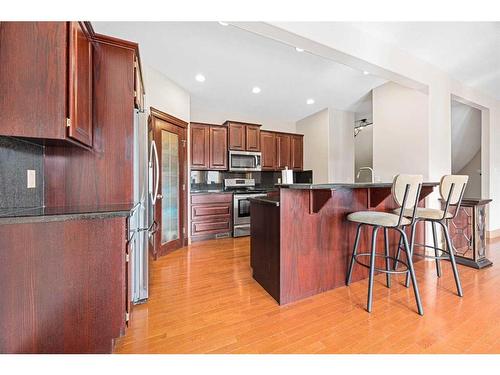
(261, 131, 276, 170)
(0, 22, 94, 148)
(190, 123, 227, 170)
(0, 22, 68, 140)
(290, 135, 304, 170)
(190, 123, 210, 169)
(276, 133, 291, 169)
(227, 122, 245, 151)
(67, 22, 93, 147)
(134, 56, 145, 111)
(246, 125, 261, 151)
(209, 126, 228, 170)
(226, 121, 262, 151)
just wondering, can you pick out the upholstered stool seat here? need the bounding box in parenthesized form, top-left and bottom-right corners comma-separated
(346, 174, 424, 315)
(393, 174, 469, 297)
(347, 211, 411, 227)
(393, 207, 453, 220)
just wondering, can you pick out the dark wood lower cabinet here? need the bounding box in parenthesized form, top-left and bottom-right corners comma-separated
(0, 216, 127, 353)
(190, 193, 233, 242)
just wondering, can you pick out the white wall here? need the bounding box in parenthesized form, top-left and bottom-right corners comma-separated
(190, 106, 296, 133)
(458, 151, 481, 198)
(329, 109, 355, 183)
(372, 82, 429, 182)
(296, 108, 355, 184)
(237, 22, 500, 232)
(354, 126, 373, 182)
(143, 65, 190, 122)
(296, 109, 330, 183)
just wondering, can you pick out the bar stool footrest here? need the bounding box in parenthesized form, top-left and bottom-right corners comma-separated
(354, 253, 409, 274)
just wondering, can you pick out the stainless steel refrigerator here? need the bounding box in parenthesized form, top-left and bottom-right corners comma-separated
(129, 108, 159, 304)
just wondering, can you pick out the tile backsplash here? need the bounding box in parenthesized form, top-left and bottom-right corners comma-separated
(0, 136, 44, 209)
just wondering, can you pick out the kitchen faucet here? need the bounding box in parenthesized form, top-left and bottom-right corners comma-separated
(357, 167, 374, 183)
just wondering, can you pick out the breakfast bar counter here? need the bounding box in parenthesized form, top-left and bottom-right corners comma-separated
(250, 182, 438, 305)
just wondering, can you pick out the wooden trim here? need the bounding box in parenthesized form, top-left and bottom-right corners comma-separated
(150, 107, 188, 128)
(261, 129, 304, 137)
(487, 228, 500, 239)
(190, 121, 226, 128)
(223, 120, 262, 127)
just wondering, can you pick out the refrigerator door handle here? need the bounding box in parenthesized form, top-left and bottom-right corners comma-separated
(149, 140, 160, 206)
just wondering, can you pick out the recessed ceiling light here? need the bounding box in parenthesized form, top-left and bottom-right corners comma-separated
(195, 74, 206, 82)
(252, 87, 261, 94)
(218, 21, 229, 26)
(363, 71, 370, 75)
(295, 47, 304, 52)
(306, 98, 315, 105)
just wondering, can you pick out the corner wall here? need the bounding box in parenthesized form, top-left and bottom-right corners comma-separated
(372, 82, 429, 181)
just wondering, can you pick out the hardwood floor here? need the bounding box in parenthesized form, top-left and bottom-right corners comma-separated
(114, 236, 500, 354)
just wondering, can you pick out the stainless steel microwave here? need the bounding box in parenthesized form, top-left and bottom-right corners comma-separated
(229, 150, 262, 172)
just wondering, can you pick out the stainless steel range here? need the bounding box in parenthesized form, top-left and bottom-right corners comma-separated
(224, 178, 267, 237)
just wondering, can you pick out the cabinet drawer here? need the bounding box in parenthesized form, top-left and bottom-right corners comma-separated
(192, 204, 231, 221)
(191, 193, 233, 204)
(192, 219, 231, 235)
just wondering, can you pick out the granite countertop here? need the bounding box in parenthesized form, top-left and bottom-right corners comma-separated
(190, 187, 278, 194)
(0, 203, 136, 224)
(277, 182, 439, 190)
(190, 189, 229, 194)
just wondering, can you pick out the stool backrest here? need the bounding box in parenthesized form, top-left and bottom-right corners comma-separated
(391, 174, 423, 211)
(440, 175, 468, 205)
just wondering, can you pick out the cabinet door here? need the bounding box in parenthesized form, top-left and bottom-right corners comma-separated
(190, 123, 210, 169)
(246, 125, 261, 151)
(209, 126, 228, 170)
(228, 123, 245, 151)
(134, 56, 144, 111)
(0, 22, 67, 140)
(276, 133, 291, 169)
(261, 131, 276, 170)
(290, 135, 303, 170)
(68, 22, 93, 147)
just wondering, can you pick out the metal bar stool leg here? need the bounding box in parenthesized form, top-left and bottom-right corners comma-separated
(384, 227, 391, 288)
(399, 228, 424, 315)
(366, 226, 379, 313)
(346, 224, 363, 285)
(393, 234, 403, 270)
(404, 222, 417, 288)
(440, 220, 463, 297)
(431, 221, 442, 277)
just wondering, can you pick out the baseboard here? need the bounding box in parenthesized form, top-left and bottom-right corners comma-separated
(486, 228, 500, 239)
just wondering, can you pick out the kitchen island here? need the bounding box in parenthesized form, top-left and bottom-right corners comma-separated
(250, 182, 438, 305)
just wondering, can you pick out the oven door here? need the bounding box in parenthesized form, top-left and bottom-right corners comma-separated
(233, 193, 266, 226)
(229, 151, 262, 172)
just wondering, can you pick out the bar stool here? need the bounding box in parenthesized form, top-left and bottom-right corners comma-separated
(393, 175, 468, 297)
(346, 174, 424, 315)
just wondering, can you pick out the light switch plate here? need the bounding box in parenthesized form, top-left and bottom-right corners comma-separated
(27, 170, 36, 189)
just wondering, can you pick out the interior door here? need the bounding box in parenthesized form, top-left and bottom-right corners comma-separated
(152, 112, 187, 257)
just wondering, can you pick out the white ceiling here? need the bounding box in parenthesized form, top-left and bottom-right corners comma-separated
(451, 100, 481, 173)
(93, 22, 385, 124)
(351, 22, 500, 100)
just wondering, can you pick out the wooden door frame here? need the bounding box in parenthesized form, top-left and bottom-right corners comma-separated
(150, 107, 188, 258)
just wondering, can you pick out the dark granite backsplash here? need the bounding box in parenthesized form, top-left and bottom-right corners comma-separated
(190, 170, 313, 191)
(0, 136, 44, 209)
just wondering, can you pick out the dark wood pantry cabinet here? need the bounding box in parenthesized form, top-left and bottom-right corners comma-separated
(190, 122, 227, 170)
(0, 22, 94, 148)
